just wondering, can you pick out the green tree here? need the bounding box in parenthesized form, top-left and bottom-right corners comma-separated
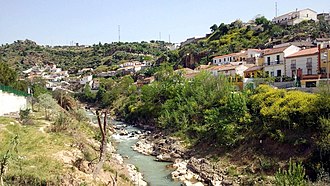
(0, 62, 17, 86)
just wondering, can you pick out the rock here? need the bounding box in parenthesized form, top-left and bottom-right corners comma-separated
(131, 139, 154, 155)
(126, 164, 147, 186)
(119, 129, 128, 135)
(156, 153, 172, 162)
(112, 154, 124, 164)
(183, 181, 205, 186)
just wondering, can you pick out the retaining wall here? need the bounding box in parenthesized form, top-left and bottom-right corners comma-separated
(0, 90, 28, 116)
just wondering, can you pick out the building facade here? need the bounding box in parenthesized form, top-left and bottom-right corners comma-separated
(272, 8, 318, 26)
(286, 47, 318, 79)
(263, 45, 301, 77)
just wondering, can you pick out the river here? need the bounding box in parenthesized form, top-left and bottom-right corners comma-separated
(86, 111, 180, 186)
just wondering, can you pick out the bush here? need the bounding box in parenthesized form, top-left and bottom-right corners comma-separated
(275, 159, 307, 186)
(52, 112, 72, 132)
(19, 108, 32, 125)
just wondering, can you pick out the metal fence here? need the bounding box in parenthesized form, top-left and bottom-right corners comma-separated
(0, 84, 31, 97)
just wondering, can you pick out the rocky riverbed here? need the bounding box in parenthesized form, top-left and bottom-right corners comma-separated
(129, 130, 275, 186)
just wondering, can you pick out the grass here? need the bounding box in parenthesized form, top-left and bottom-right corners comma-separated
(0, 114, 72, 184)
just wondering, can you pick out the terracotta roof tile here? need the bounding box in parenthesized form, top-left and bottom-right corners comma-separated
(286, 47, 318, 58)
(263, 46, 288, 55)
(244, 66, 263, 72)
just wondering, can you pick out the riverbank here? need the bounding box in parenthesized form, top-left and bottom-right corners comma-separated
(130, 131, 276, 186)
(0, 109, 135, 185)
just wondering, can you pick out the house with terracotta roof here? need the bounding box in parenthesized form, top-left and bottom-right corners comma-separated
(286, 47, 318, 77)
(286, 47, 320, 87)
(263, 45, 301, 79)
(213, 49, 263, 66)
(212, 53, 237, 65)
(244, 66, 264, 78)
(208, 64, 249, 78)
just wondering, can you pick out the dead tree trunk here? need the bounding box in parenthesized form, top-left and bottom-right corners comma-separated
(93, 111, 117, 186)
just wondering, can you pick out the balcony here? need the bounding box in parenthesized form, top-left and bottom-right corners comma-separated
(306, 63, 313, 69)
(264, 60, 284, 66)
(246, 57, 256, 64)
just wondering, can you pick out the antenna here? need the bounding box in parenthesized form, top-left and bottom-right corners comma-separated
(118, 25, 121, 42)
(275, 2, 278, 17)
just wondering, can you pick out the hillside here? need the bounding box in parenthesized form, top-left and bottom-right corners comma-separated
(175, 17, 330, 68)
(0, 39, 171, 72)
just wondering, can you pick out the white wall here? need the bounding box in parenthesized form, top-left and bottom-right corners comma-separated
(263, 53, 285, 77)
(286, 55, 318, 77)
(0, 90, 28, 116)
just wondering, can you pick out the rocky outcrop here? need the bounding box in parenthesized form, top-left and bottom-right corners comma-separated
(132, 133, 186, 162)
(126, 164, 148, 186)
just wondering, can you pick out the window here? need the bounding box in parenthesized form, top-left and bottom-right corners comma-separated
(276, 55, 280, 64)
(306, 14, 309, 17)
(267, 57, 271, 65)
(291, 60, 296, 69)
(307, 58, 312, 68)
(307, 69, 312, 75)
(277, 70, 282, 77)
(321, 67, 326, 74)
(219, 59, 221, 62)
(271, 71, 274, 77)
(224, 58, 226, 62)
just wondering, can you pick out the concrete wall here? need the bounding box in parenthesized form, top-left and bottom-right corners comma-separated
(0, 90, 28, 116)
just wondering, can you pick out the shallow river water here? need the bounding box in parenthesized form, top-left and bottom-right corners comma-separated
(86, 111, 180, 186)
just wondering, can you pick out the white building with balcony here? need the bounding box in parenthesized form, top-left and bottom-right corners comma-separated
(272, 8, 318, 26)
(285, 47, 319, 78)
(263, 45, 301, 78)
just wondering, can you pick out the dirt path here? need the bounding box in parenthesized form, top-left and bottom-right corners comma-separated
(38, 120, 52, 133)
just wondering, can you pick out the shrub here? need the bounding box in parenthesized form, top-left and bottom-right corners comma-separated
(19, 108, 32, 125)
(275, 159, 307, 186)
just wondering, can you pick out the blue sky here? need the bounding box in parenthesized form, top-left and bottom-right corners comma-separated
(1, 0, 330, 45)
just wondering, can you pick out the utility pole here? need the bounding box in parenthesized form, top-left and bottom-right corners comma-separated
(275, 2, 278, 17)
(118, 25, 121, 43)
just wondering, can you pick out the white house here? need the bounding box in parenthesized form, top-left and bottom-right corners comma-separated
(246, 49, 263, 65)
(263, 45, 301, 77)
(272, 8, 318, 26)
(285, 47, 319, 78)
(213, 51, 247, 66)
(208, 64, 249, 77)
(80, 75, 93, 85)
(213, 54, 235, 65)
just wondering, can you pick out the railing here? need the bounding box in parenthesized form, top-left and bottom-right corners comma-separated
(246, 57, 256, 64)
(0, 84, 31, 97)
(264, 60, 284, 66)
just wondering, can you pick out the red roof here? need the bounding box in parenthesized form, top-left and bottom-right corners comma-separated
(286, 47, 318, 58)
(263, 46, 288, 55)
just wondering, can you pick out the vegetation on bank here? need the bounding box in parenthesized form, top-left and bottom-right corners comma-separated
(78, 66, 330, 183)
(0, 92, 132, 185)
